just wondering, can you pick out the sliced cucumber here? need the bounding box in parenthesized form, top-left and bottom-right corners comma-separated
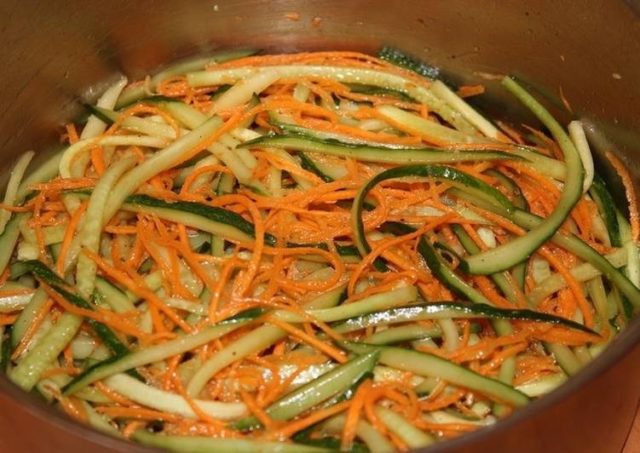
(23, 261, 130, 356)
(352, 165, 513, 256)
(459, 77, 584, 275)
(186, 285, 347, 397)
(273, 285, 418, 323)
(334, 301, 596, 335)
(378, 46, 442, 80)
(242, 133, 518, 166)
(104, 373, 246, 420)
(63, 320, 249, 395)
(233, 351, 379, 431)
(123, 194, 276, 246)
(116, 49, 258, 108)
(344, 343, 529, 407)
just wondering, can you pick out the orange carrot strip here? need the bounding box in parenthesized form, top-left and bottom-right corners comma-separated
(273, 401, 350, 440)
(56, 201, 88, 274)
(266, 317, 347, 363)
(82, 250, 194, 334)
(606, 151, 639, 242)
(11, 298, 54, 360)
(96, 406, 183, 423)
(341, 380, 371, 450)
(41, 285, 146, 338)
(240, 390, 275, 430)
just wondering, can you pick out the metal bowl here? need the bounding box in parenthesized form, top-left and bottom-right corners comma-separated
(1, 1, 639, 452)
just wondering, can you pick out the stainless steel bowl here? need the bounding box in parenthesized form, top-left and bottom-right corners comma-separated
(1, 1, 639, 451)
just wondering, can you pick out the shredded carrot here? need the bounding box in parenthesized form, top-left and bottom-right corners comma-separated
(558, 85, 573, 113)
(273, 401, 349, 439)
(606, 150, 639, 242)
(65, 124, 79, 145)
(85, 249, 194, 333)
(56, 201, 87, 274)
(240, 390, 276, 430)
(90, 146, 106, 176)
(457, 84, 486, 98)
(341, 380, 371, 450)
(266, 317, 347, 363)
(0, 313, 18, 325)
(11, 298, 54, 360)
(96, 406, 183, 423)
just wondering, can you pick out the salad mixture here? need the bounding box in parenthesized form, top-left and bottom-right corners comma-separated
(0, 48, 637, 452)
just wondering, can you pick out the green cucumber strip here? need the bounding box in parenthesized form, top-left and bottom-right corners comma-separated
(233, 351, 379, 431)
(616, 212, 638, 318)
(417, 236, 494, 306)
(241, 133, 519, 165)
(344, 343, 529, 407)
(376, 104, 480, 145)
(104, 373, 246, 420)
(84, 105, 176, 138)
(15, 149, 65, 202)
(321, 414, 395, 453)
(527, 248, 627, 305)
(352, 165, 513, 257)
(448, 221, 519, 414)
(275, 121, 399, 149)
(378, 46, 442, 81)
(347, 83, 416, 102)
(79, 400, 121, 437)
(430, 80, 501, 139)
(546, 343, 583, 375)
(210, 71, 278, 115)
(515, 372, 567, 398)
(511, 145, 567, 181)
(333, 302, 596, 335)
(457, 181, 639, 320)
(367, 324, 443, 344)
(76, 155, 138, 299)
(273, 285, 418, 323)
(63, 319, 247, 395)
(298, 152, 335, 183)
(94, 277, 136, 313)
(277, 121, 563, 181)
(449, 187, 640, 308)
(451, 223, 521, 304)
(0, 214, 23, 275)
(11, 288, 48, 347)
(0, 289, 34, 314)
(459, 77, 584, 275)
(123, 194, 276, 246)
(186, 285, 346, 397)
(149, 98, 209, 129)
(102, 114, 223, 223)
(83, 104, 117, 124)
(587, 276, 611, 333)
(589, 176, 621, 247)
(23, 260, 129, 356)
(0, 327, 9, 372)
(375, 405, 436, 448)
(485, 168, 529, 211)
(115, 49, 259, 108)
(520, 213, 640, 309)
(186, 64, 474, 133)
(10, 313, 83, 391)
(186, 324, 286, 397)
(133, 430, 329, 453)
